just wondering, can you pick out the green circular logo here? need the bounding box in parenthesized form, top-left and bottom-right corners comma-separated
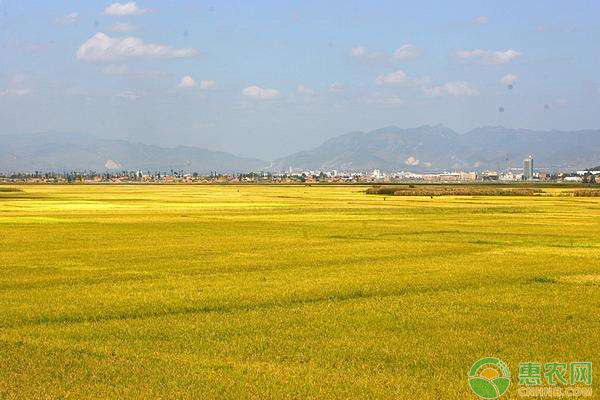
(468, 357, 511, 399)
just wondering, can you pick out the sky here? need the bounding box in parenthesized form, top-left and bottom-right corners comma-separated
(1, 0, 599, 159)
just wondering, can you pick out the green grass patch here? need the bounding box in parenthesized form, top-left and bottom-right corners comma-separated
(0, 187, 23, 192)
(367, 185, 544, 196)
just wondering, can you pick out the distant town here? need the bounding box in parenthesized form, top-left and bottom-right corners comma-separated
(2, 156, 599, 184)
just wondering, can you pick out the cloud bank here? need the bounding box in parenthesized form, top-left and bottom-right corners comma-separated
(454, 49, 521, 65)
(104, 2, 148, 16)
(242, 85, 280, 99)
(76, 33, 199, 62)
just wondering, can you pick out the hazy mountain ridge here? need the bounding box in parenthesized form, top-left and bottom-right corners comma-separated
(273, 125, 600, 171)
(0, 132, 267, 173)
(2, 126, 600, 173)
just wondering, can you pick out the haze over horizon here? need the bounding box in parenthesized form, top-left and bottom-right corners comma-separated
(1, 0, 600, 159)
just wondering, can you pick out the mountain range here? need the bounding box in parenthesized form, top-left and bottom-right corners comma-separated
(0, 132, 266, 173)
(273, 125, 600, 172)
(1, 126, 599, 173)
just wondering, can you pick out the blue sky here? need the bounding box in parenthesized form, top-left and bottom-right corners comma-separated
(1, 0, 599, 159)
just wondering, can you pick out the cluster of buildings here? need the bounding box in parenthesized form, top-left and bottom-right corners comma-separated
(1, 156, 598, 184)
(367, 156, 598, 183)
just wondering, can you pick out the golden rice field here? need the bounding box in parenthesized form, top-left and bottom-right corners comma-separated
(0, 185, 598, 399)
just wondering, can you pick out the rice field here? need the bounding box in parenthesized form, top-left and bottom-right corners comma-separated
(0, 185, 598, 399)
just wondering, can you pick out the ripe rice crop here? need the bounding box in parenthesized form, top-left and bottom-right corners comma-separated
(0, 184, 598, 399)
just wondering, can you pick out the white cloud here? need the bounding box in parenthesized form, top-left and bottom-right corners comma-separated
(473, 16, 489, 25)
(374, 70, 430, 87)
(423, 81, 479, 97)
(454, 49, 522, 65)
(242, 85, 280, 100)
(199, 80, 216, 90)
(0, 88, 31, 97)
(392, 44, 422, 61)
(101, 64, 165, 77)
(296, 84, 315, 95)
(104, 2, 148, 16)
(535, 26, 579, 34)
(328, 83, 344, 92)
(350, 44, 421, 62)
(53, 12, 79, 26)
(116, 91, 141, 100)
(405, 156, 420, 166)
(2, 74, 31, 97)
(375, 70, 408, 85)
(178, 76, 197, 88)
(349, 46, 385, 63)
(76, 33, 199, 62)
(500, 74, 518, 86)
(176, 77, 215, 91)
(109, 22, 136, 32)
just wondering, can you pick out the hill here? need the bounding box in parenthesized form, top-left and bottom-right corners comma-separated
(272, 125, 600, 171)
(0, 132, 267, 173)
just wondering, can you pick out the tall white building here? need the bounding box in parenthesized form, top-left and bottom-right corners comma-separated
(523, 156, 534, 180)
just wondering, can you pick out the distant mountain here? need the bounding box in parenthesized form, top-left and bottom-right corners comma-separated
(3, 127, 600, 173)
(0, 132, 267, 173)
(460, 126, 600, 171)
(272, 125, 600, 171)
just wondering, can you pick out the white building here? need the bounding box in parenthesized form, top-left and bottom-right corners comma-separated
(564, 176, 583, 182)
